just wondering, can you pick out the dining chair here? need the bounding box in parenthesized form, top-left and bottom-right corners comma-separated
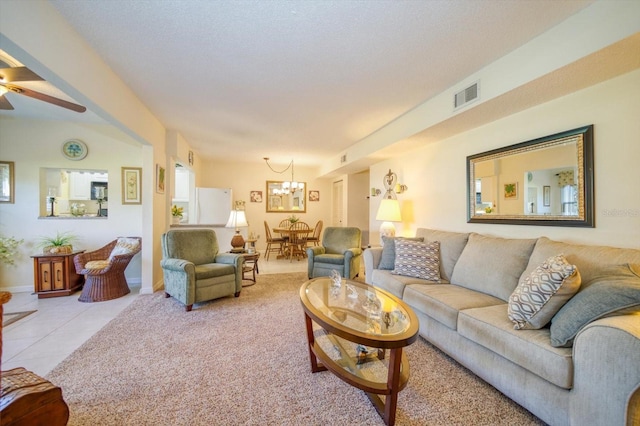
(307, 220, 323, 246)
(263, 221, 285, 260)
(287, 221, 310, 262)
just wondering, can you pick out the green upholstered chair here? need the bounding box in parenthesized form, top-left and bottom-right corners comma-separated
(161, 229, 243, 311)
(306, 227, 362, 279)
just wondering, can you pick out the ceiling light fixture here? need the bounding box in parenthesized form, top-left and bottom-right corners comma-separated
(263, 157, 304, 194)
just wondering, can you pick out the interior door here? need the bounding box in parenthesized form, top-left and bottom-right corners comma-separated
(332, 180, 344, 226)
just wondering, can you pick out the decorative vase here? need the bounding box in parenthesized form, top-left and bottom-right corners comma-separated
(171, 216, 181, 225)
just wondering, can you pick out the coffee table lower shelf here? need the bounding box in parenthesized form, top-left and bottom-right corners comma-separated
(304, 314, 410, 426)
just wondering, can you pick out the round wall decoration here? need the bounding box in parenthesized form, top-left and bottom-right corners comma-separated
(62, 139, 88, 161)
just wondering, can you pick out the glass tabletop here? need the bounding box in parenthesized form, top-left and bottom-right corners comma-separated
(303, 277, 413, 338)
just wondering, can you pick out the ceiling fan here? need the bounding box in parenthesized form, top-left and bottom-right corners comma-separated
(0, 65, 86, 113)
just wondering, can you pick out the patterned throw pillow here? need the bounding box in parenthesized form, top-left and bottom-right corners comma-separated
(392, 240, 441, 281)
(379, 236, 424, 270)
(508, 254, 581, 330)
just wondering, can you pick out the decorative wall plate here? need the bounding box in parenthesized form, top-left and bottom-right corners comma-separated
(62, 139, 88, 161)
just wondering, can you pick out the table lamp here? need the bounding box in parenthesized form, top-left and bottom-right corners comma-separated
(376, 198, 401, 244)
(226, 209, 249, 252)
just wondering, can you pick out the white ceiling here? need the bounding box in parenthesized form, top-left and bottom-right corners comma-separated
(3, 0, 596, 166)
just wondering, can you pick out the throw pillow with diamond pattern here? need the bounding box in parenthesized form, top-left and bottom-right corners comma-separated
(392, 239, 441, 281)
(508, 254, 581, 330)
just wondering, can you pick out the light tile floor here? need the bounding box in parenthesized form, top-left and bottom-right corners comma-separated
(1, 256, 307, 377)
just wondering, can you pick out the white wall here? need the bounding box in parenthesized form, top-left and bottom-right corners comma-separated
(197, 160, 333, 251)
(0, 117, 144, 292)
(370, 70, 640, 249)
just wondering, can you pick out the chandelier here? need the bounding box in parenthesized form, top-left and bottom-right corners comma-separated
(263, 157, 304, 194)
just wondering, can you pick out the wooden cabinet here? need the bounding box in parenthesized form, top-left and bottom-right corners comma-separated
(31, 251, 85, 298)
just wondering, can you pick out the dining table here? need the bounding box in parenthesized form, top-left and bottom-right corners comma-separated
(273, 225, 313, 260)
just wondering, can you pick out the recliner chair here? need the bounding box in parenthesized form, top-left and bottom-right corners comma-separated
(161, 229, 242, 311)
(306, 227, 362, 279)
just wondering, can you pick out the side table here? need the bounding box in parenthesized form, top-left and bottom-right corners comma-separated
(239, 252, 260, 286)
(31, 250, 85, 298)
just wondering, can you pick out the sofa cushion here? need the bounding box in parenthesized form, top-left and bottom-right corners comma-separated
(108, 237, 141, 260)
(379, 236, 424, 270)
(415, 228, 470, 282)
(523, 237, 640, 285)
(314, 254, 347, 265)
(458, 304, 574, 389)
(550, 263, 640, 347)
(450, 233, 537, 301)
(404, 284, 504, 330)
(370, 269, 444, 299)
(392, 240, 440, 281)
(508, 254, 581, 330)
(195, 263, 235, 280)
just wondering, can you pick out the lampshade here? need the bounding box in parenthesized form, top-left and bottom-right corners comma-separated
(376, 198, 401, 244)
(376, 199, 401, 222)
(225, 210, 249, 252)
(225, 210, 248, 229)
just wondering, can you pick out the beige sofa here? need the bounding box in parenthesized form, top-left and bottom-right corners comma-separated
(363, 228, 640, 426)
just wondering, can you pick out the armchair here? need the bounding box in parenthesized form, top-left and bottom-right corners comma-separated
(160, 229, 242, 312)
(74, 237, 141, 302)
(306, 227, 362, 279)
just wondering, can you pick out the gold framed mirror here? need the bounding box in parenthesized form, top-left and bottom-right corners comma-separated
(266, 180, 307, 213)
(467, 125, 594, 227)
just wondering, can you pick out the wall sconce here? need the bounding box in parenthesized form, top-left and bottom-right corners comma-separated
(370, 188, 381, 197)
(394, 184, 408, 194)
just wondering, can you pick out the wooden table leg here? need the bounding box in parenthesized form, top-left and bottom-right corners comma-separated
(384, 347, 403, 426)
(304, 313, 323, 373)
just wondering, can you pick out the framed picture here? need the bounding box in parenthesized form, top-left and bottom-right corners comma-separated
(188, 150, 194, 166)
(0, 161, 15, 203)
(156, 164, 165, 194)
(309, 190, 320, 202)
(122, 167, 142, 204)
(543, 185, 551, 206)
(250, 191, 262, 203)
(504, 182, 518, 199)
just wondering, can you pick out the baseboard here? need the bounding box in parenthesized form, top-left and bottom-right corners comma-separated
(0, 285, 33, 294)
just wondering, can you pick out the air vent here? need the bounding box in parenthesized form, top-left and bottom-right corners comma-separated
(340, 154, 347, 164)
(454, 81, 479, 109)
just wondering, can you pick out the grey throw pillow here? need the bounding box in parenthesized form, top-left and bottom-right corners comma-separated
(392, 240, 441, 281)
(549, 264, 640, 347)
(379, 236, 424, 270)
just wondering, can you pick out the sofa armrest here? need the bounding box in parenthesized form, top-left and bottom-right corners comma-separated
(343, 247, 362, 259)
(570, 315, 640, 426)
(160, 258, 195, 273)
(363, 247, 383, 284)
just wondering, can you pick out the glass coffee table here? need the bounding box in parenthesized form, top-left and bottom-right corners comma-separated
(299, 277, 419, 426)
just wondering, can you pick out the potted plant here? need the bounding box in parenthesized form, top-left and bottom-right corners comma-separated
(37, 231, 77, 254)
(288, 215, 299, 224)
(171, 205, 184, 224)
(0, 235, 24, 266)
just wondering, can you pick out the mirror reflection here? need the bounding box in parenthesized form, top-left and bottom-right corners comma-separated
(40, 168, 109, 217)
(266, 180, 306, 213)
(468, 126, 593, 227)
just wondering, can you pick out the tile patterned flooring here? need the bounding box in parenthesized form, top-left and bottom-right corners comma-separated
(1, 257, 307, 377)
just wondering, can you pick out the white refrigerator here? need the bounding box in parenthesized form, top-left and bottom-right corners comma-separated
(194, 187, 232, 225)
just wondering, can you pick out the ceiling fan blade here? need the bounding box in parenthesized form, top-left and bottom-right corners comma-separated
(0, 66, 44, 83)
(5, 84, 86, 113)
(0, 95, 15, 110)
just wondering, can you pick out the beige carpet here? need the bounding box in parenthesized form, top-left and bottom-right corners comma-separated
(46, 272, 544, 425)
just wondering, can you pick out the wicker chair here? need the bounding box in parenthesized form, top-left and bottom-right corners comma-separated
(74, 237, 141, 302)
